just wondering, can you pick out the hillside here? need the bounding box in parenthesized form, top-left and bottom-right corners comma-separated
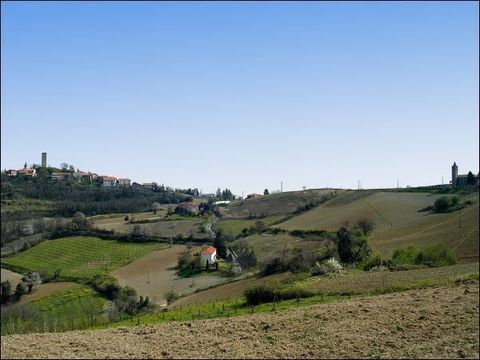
(219, 189, 336, 219)
(2, 283, 478, 359)
(276, 190, 479, 260)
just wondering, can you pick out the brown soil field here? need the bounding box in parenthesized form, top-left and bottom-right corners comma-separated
(2, 283, 478, 359)
(0, 269, 23, 288)
(170, 272, 290, 308)
(18, 282, 76, 304)
(111, 245, 228, 306)
(278, 191, 479, 260)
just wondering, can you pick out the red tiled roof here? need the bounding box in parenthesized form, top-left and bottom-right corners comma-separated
(201, 246, 216, 255)
(101, 176, 117, 181)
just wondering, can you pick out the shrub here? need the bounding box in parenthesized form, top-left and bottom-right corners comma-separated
(87, 274, 121, 300)
(178, 251, 201, 273)
(262, 257, 290, 276)
(434, 197, 451, 213)
(244, 284, 314, 305)
(416, 245, 457, 267)
(337, 226, 371, 264)
(1, 281, 12, 304)
(392, 245, 457, 268)
(14, 283, 27, 301)
(361, 252, 383, 271)
(311, 257, 344, 275)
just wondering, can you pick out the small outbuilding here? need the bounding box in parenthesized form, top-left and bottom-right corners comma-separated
(201, 246, 217, 268)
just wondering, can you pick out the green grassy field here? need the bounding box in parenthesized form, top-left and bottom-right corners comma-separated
(215, 215, 286, 237)
(1, 284, 107, 335)
(292, 262, 479, 295)
(1, 236, 165, 280)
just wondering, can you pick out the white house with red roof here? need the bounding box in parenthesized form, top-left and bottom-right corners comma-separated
(17, 168, 36, 177)
(201, 246, 217, 267)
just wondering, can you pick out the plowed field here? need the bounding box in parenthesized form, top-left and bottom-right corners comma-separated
(2, 283, 478, 359)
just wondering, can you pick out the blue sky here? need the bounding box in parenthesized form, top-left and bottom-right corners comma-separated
(1, 1, 478, 195)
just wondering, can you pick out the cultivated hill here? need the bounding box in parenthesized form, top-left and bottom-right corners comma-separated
(219, 189, 336, 219)
(276, 190, 479, 260)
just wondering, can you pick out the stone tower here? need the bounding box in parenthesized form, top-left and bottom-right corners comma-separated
(451, 162, 458, 187)
(41, 152, 47, 167)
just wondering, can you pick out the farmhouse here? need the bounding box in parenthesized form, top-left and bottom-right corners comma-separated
(118, 178, 131, 186)
(201, 246, 217, 267)
(176, 202, 199, 214)
(17, 168, 36, 177)
(99, 176, 117, 187)
(143, 182, 158, 190)
(73, 171, 95, 182)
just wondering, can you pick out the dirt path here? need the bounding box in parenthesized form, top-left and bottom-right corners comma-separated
(111, 245, 227, 306)
(1, 269, 23, 288)
(2, 283, 478, 359)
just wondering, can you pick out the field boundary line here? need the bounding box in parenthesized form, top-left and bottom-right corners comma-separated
(364, 199, 393, 229)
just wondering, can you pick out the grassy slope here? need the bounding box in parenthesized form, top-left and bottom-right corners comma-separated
(1, 284, 107, 335)
(92, 212, 209, 238)
(102, 262, 478, 329)
(1, 236, 165, 280)
(220, 189, 336, 219)
(293, 262, 479, 294)
(277, 190, 479, 260)
(234, 233, 303, 264)
(215, 215, 285, 237)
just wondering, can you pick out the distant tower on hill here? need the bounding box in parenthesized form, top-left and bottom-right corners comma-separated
(452, 162, 458, 187)
(41, 152, 47, 167)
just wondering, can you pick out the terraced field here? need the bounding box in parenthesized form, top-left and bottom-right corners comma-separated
(1, 237, 165, 280)
(1, 284, 107, 335)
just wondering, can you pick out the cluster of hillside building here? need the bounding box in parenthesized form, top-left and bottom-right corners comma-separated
(1, 152, 163, 189)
